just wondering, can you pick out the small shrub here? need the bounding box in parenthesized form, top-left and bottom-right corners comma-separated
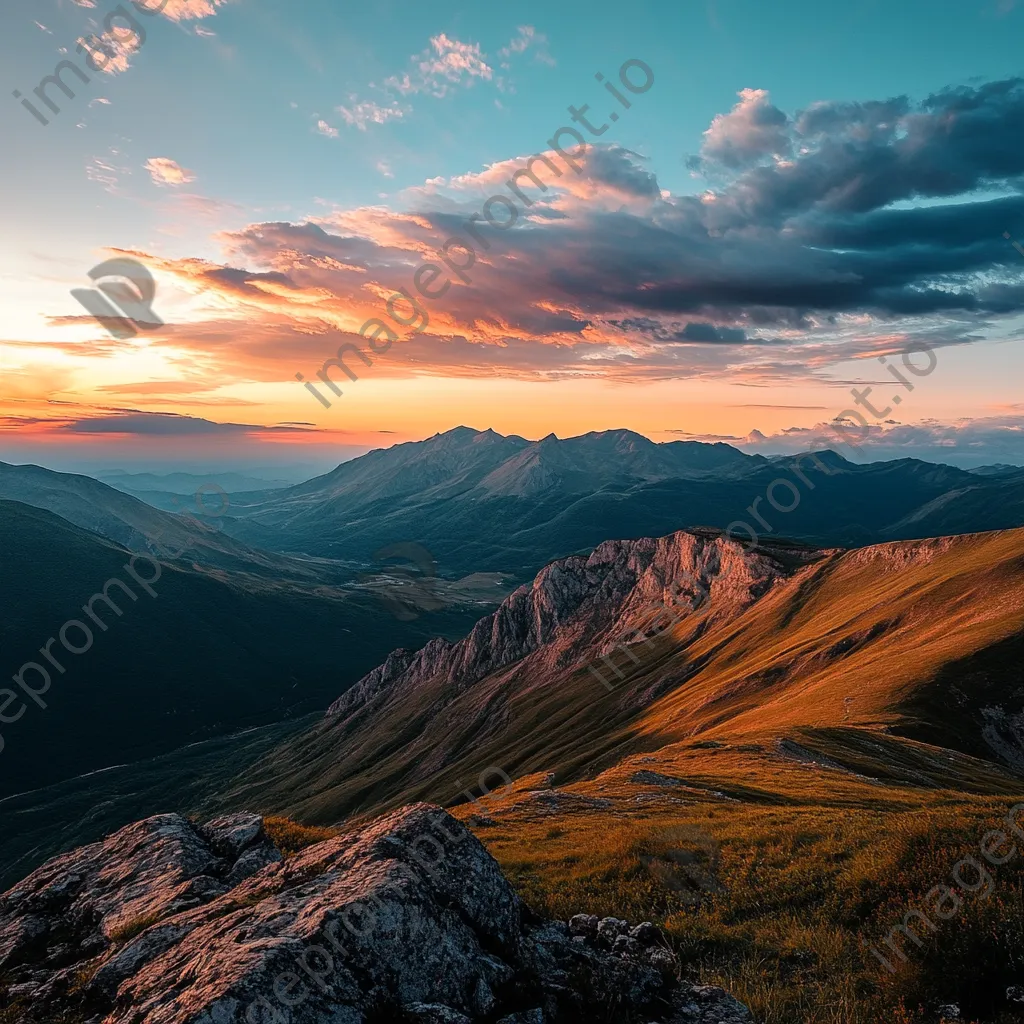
(264, 816, 338, 855)
(108, 912, 161, 945)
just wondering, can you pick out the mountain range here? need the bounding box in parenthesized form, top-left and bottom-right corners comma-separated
(221, 523, 1024, 826)
(4, 428, 1024, 811)
(2, 429, 1024, 1023)
(4, 515, 1024, 1022)
(96, 469, 293, 495)
(221, 426, 1024, 578)
(9, 430, 1024, 589)
(0, 460, 322, 580)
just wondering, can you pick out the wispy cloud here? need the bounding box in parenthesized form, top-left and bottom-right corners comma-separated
(167, 191, 243, 219)
(498, 25, 554, 68)
(316, 119, 339, 138)
(154, 0, 229, 22)
(385, 33, 493, 98)
(86, 148, 131, 192)
(336, 97, 408, 130)
(30, 78, 1024, 406)
(144, 157, 196, 186)
(700, 415, 1024, 468)
(76, 31, 138, 76)
(72, 0, 229, 77)
(54, 409, 316, 436)
(336, 27, 550, 129)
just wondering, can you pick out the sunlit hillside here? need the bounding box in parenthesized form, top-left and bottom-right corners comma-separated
(216, 525, 1024, 1023)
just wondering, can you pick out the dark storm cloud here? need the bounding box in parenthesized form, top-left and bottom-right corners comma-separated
(678, 322, 748, 342)
(224, 78, 1024, 332)
(708, 79, 1024, 225)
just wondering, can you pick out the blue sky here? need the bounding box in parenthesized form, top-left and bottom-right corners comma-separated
(6, 0, 1023, 252)
(3, 0, 1024, 471)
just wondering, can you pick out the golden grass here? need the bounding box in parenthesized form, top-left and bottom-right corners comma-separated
(240, 529, 1024, 1020)
(633, 529, 1024, 748)
(232, 527, 1024, 833)
(108, 911, 161, 946)
(263, 816, 338, 855)
(463, 775, 1024, 1024)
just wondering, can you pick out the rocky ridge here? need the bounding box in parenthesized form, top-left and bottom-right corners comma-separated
(328, 529, 814, 722)
(0, 804, 751, 1024)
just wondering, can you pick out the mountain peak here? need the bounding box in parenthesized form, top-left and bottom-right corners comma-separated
(434, 425, 486, 439)
(575, 428, 655, 451)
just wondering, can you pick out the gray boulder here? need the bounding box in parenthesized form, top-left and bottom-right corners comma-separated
(630, 921, 662, 946)
(668, 984, 755, 1023)
(0, 803, 752, 1024)
(596, 915, 631, 948)
(567, 913, 598, 938)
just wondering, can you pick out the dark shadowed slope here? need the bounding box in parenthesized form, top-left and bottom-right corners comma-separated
(0, 460, 321, 579)
(0, 501, 486, 799)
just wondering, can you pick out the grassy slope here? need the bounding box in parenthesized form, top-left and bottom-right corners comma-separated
(227, 528, 1024, 824)
(630, 529, 1024, 748)
(459, 769, 1024, 1024)
(229, 526, 1024, 1022)
(455, 530, 1024, 1023)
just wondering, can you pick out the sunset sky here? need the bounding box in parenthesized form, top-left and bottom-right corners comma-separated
(3, 0, 1024, 474)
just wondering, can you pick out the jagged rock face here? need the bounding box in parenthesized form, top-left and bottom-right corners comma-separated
(329, 529, 799, 720)
(0, 812, 281, 981)
(0, 813, 281, 991)
(0, 804, 751, 1024)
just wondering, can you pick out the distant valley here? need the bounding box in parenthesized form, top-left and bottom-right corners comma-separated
(0, 499, 493, 800)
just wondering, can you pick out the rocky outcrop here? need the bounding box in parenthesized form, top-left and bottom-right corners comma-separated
(0, 804, 751, 1024)
(329, 529, 805, 720)
(981, 704, 1024, 773)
